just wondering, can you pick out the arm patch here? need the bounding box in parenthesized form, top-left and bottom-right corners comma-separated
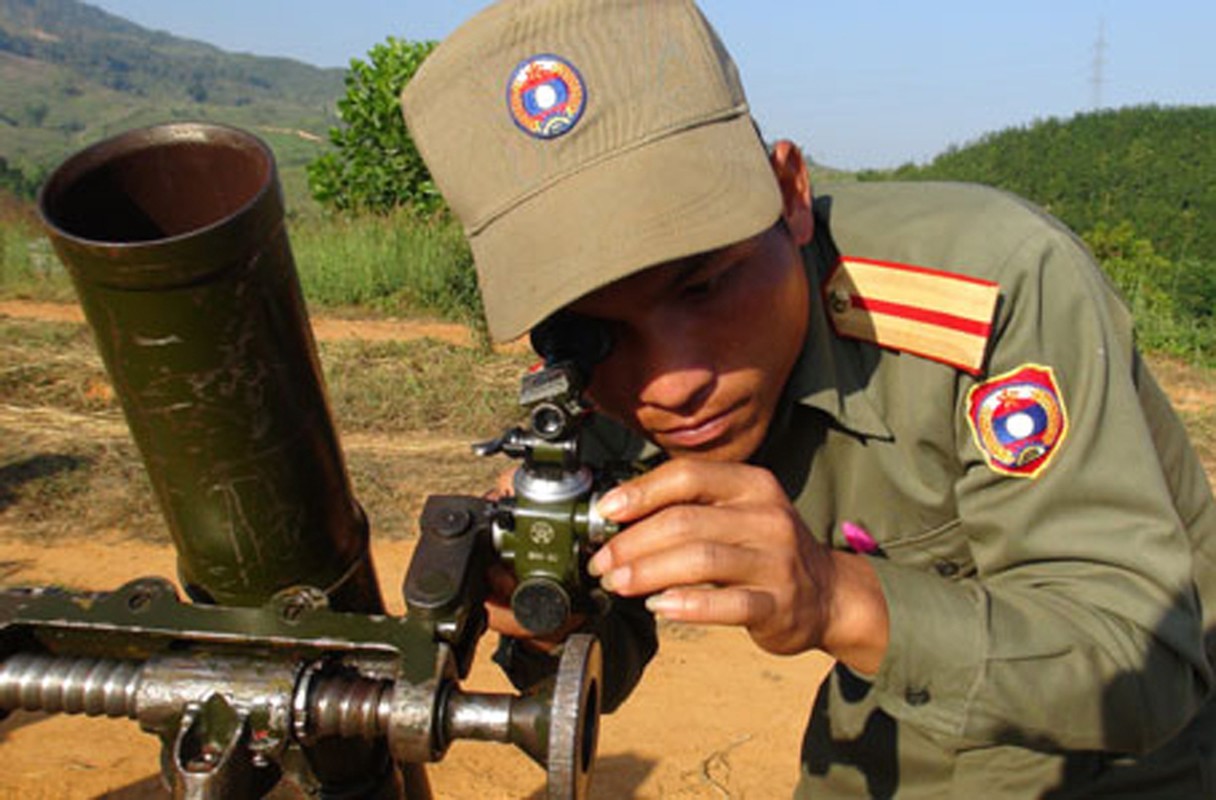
(966, 364, 1068, 478)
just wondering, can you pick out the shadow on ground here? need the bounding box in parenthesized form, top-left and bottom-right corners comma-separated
(0, 453, 89, 511)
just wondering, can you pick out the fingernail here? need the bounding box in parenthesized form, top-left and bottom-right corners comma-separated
(600, 566, 629, 592)
(644, 593, 680, 616)
(587, 550, 611, 577)
(596, 488, 627, 518)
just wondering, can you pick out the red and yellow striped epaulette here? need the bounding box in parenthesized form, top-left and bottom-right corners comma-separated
(824, 257, 1000, 375)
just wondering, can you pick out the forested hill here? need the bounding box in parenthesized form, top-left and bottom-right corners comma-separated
(0, 0, 343, 192)
(857, 105, 1216, 266)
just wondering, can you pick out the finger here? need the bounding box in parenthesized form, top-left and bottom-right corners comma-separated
(590, 497, 807, 579)
(589, 503, 753, 578)
(644, 587, 776, 627)
(484, 467, 519, 501)
(596, 459, 779, 523)
(599, 539, 769, 597)
(485, 597, 533, 639)
(485, 562, 517, 602)
(496, 467, 518, 497)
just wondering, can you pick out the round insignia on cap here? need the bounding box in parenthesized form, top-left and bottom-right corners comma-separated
(506, 54, 587, 140)
(967, 364, 1068, 478)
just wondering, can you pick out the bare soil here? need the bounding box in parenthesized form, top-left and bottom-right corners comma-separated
(0, 300, 482, 348)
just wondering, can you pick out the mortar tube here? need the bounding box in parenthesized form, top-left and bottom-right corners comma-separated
(38, 122, 426, 798)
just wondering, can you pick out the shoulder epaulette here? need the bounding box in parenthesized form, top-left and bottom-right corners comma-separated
(824, 256, 1000, 375)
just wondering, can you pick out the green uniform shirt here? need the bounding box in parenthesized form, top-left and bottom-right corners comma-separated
(763, 181, 1216, 798)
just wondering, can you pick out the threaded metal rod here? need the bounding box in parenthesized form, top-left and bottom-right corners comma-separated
(0, 653, 141, 719)
(306, 672, 393, 740)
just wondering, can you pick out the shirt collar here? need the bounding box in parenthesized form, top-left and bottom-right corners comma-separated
(784, 203, 893, 442)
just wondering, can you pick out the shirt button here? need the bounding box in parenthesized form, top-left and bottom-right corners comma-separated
(934, 560, 960, 578)
(905, 687, 931, 706)
(828, 289, 852, 315)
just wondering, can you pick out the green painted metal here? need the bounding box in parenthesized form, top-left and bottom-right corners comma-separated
(37, 123, 382, 612)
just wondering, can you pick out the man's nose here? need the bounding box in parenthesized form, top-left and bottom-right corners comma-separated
(633, 333, 716, 414)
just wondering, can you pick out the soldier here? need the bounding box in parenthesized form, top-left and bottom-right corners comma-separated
(401, 0, 1216, 795)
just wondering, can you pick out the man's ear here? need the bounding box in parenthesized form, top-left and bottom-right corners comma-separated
(769, 140, 813, 246)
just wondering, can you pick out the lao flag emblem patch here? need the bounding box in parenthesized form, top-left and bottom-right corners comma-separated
(967, 364, 1068, 478)
(506, 54, 587, 140)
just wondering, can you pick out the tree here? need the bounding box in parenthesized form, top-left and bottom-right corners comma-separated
(308, 37, 439, 215)
(1083, 220, 1175, 317)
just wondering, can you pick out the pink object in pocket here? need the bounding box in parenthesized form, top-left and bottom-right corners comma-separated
(841, 521, 879, 554)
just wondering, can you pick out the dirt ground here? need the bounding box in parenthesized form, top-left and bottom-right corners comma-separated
(0, 301, 833, 800)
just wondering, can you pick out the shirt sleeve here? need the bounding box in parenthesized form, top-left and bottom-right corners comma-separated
(866, 223, 1212, 754)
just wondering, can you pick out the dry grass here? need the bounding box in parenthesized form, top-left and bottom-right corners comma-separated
(0, 316, 530, 543)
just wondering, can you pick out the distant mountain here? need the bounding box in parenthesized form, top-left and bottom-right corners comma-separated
(0, 0, 345, 205)
(857, 105, 1216, 266)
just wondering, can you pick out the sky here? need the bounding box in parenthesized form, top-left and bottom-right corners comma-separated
(86, 0, 1216, 170)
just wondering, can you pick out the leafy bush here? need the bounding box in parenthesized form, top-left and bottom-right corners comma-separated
(308, 37, 440, 215)
(1084, 221, 1176, 318)
(1082, 221, 1216, 361)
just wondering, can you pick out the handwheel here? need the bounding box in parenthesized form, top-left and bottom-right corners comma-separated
(546, 633, 602, 800)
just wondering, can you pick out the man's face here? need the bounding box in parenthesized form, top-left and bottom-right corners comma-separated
(568, 221, 810, 462)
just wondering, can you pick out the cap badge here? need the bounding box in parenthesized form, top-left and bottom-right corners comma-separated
(967, 364, 1068, 478)
(506, 54, 587, 139)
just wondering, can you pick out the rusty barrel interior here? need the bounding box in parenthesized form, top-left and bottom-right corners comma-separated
(41, 125, 271, 246)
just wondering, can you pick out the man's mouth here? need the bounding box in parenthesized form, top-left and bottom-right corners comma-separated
(651, 399, 747, 451)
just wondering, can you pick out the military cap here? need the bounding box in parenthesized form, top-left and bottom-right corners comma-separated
(401, 0, 781, 341)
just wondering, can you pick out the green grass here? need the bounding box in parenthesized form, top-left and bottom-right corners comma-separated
(0, 207, 78, 302)
(0, 206, 487, 330)
(290, 211, 484, 330)
(1131, 312, 1216, 367)
(0, 318, 527, 436)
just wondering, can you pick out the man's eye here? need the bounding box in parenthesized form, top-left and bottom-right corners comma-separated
(681, 266, 733, 298)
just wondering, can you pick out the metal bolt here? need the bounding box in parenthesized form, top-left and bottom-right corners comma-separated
(185, 746, 221, 773)
(934, 560, 960, 578)
(281, 599, 308, 624)
(435, 507, 472, 538)
(126, 589, 154, 613)
(276, 586, 328, 624)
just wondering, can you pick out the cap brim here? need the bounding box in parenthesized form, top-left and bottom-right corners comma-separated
(472, 115, 782, 342)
